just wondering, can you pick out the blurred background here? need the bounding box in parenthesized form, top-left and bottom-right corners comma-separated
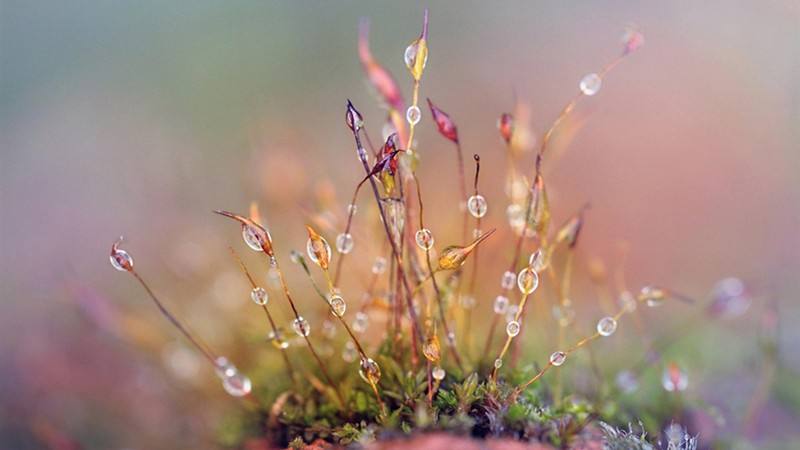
(1, 1, 798, 448)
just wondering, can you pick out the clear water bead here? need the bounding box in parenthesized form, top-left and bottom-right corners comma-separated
(292, 316, 311, 337)
(222, 371, 252, 397)
(242, 225, 264, 252)
(596, 316, 617, 336)
(549, 351, 567, 366)
(250, 287, 269, 306)
(267, 329, 289, 349)
(500, 271, 516, 290)
(517, 268, 539, 294)
(529, 249, 547, 272)
(306, 235, 331, 267)
(347, 203, 358, 216)
(359, 357, 381, 385)
(406, 105, 421, 125)
(415, 228, 435, 250)
(493, 295, 509, 314)
(579, 73, 602, 96)
(494, 358, 503, 369)
(467, 194, 488, 218)
(329, 295, 347, 317)
(335, 233, 354, 254)
(214, 356, 237, 379)
(506, 320, 521, 337)
(432, 366, 446, 381)
(110, 249, 133, 272)
(371, 256, 387, 274)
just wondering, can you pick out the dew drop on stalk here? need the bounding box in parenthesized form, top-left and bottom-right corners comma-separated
(494, 358, 503, 369)
(517, 268, 539, 294)
(110, 237, 134, 272)
(415, 228, 435, 250)
(359, 357, 381, 385)
(250, 287, 269, 306)
(506, 320, 521, 337)
(292, 316, 311, 337)
(467, 194, 488, 218)
(500, 271, 516, 291)
(241, 225, 264, 252)
(222, 371, 252, 397)
(406, 105, 421, 125)
(529, 249, 548, 272)
(306, 228, 332, 269)
(371, 256, 387, 274)
(347, 203, 358, 216)
(335, 233, 354, 254)
(432, 366, 446, 381)
(579, 73, 602, 96)
(214, 356, 237, 379)
(549, 351, 567, 366)
(596, 316, 617, 336)
(493, 295, 509, 314)
(342, 341, 357, 362)
(329, 295, 347, 317)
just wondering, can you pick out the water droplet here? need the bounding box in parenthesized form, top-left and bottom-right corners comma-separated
(579, 73, 602, 96)
(352, 311, 368, 333)
(306, 228, 332, 269)
(222, 371, 252, 397)
(661, 363, 688, 392)
(597, 316, 617, 336)
(250, 287, 269, 306)
(241, 225, 262, 252)
(371, 256, 387, 274)
(432, 366, 446, 381)
(415, 228, 435, 250)
(517, 268, 539, 294)
(214, 356, 237, 379)
(507, 204, 525, 230)
(447, 331, 456, 345)
(639, 285, 666, 307)
(549, 351, 567, 366)
(616, 370, 639, 393)
(342, 341, 357, 362)
(406, 105, 421, 125)
(110, 246, 134, 272)
(506, 320, 521, 337)
(493, 295, 509, 314)
(292, 316, 310, 337)
(494, 358, 503, 369)
(329, 295, 347, 317)
(347, 203, 358, 216)
(359, 357, 381, 385)
(404, 39, 428, 79)
(335, 233, 354, 254)
(529, 249, 548, 272)
(467, 194, 488, 218)
(500, 271, 516, 291)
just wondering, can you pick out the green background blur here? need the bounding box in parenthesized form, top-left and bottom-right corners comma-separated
(1, 1, 799, 448)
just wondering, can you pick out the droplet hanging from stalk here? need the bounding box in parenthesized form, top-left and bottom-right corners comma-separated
(110, 237, 134, 272)
(305, 225, 332, 271)
(404, 10, 429, 81)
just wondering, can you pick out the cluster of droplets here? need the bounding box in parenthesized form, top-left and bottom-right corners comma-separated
(214, 356, 252, 397)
